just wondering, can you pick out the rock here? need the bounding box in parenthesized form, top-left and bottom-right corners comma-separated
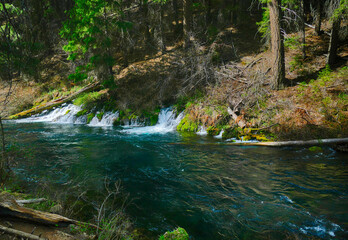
(50, 204, 63, 214)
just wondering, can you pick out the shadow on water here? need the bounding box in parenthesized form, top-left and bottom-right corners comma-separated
(4, 122, 348, 239)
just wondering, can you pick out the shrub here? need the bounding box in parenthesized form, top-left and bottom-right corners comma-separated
(159, 227, 189, 240)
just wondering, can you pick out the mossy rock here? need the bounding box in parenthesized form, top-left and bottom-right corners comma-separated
(159, 227, 189, 240)
(76, 109, 88, 117)
(150, 114, 159, 125)
(222, 126, 243, 139)
(87, 113, 95, 124)
(65, 110, 71, 115)
(309, 146, 323, 152)
(177, 115, 199, 132)
(207, 126, 220, 136)
(97, 112, 104, 121)
(254, 134, 270, 142)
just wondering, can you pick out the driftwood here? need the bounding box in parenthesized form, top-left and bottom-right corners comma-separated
(227, 106, 246, 128)
(304, 23, 331, 36)
(226, 138, 348, 146)
(0, 192, 102, 232)
(0, 224, 47, 240)
(16, 198, 47, 206)
(8, 82, 100, 119)
(0, 192, 73, 227)
(169, 138, 348, 147)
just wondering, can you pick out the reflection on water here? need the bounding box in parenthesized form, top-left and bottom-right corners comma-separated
(5, 122, 348, 239)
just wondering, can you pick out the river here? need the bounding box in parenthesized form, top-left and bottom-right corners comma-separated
(4, 105, 348, 239)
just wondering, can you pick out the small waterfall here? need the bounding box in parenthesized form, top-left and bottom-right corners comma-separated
(15, 104, 83, 124)
(122, 108, 184, 134)
(214, 129, 224, 139)
(88, 111, 119, 127)
(196, 126, 208, 136)
(14, 104, 184, 132)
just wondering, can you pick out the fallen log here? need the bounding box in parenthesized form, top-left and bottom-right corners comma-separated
(8, 82, 101, 120)
(0, 224, 47, 240)
(16, 198, 47, 206)
(0, 192, 73, 227)
(0, 192, 102, 231)
(225, 138, 348, 146)
(169, 138, 348, 147)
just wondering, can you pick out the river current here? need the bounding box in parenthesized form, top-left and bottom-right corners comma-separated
(4, 105, 348, 239)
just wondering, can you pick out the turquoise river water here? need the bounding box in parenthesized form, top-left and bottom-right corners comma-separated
(4, 116, 348, 239)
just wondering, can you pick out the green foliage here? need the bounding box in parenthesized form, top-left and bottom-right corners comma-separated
(289, 54, 304, 72)
(60, 0, 132, 83)
(331, 0, 347, 21)
(27, 200, 57, 212)
(256, 7, 270, 40)
(284, 36, 301, 50)
(175, 91, 203, 113)
(159, 227, 189, 240)
(317, 65, 332, 81)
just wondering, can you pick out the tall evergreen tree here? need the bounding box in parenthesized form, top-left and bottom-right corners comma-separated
(269, 0, 285, 89)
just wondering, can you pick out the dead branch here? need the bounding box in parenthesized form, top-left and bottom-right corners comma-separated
(0, 225, 47, 240)
(16, 198, 47, 206)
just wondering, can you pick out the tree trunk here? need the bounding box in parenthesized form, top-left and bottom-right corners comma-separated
(205, 0, 212, 26)
(183, 0, 192, 48)
(314, 0, 322, 35)
(141, 0, 152, 46)
(300, 0, 306, 59)
(327, 14, 341, 66)
(172, 0, 180, 34)
(268, 0, 285, 89)
(159, 5, 166, 51)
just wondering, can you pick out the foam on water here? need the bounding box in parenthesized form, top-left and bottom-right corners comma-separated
(14, 104, 118, 127)
(196, 126, 208, 136)
(14, 104, 83, 124)
(122, 108, 184, 134)
(214, 129, 224, 139)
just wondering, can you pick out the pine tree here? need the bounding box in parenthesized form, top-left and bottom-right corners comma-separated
(269, 0, 286, 89)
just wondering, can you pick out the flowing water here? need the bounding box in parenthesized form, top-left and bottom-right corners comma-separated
(4, 105, 348, 239)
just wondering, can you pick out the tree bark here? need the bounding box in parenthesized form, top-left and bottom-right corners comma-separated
(205, 0, 212, 26)
(0, 225, 47, 240)
(314, 0, 322, 35)
(172, 0, 180, 34)
(299, 0, 306, 59)
(268, 0, 285, 89)
(327, 16, 341, 66)
(183, 0, 192, 48)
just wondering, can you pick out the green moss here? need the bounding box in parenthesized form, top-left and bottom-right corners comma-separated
(76, 109, 88, 117)
(97, 112, 104, 121)
(222, 126, 243, 139)
(207, 126, 220, 136)
(87, 113, 95, 124)
(65, 110, 71, 115)
(159, 227, 189, 240)
(177, 115, 199, 132)
(73, 91, 105, 108)
(150, 114, 159, 125)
